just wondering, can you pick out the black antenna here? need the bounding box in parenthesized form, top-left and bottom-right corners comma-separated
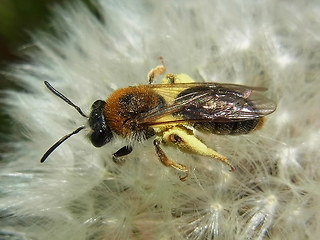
(44, 81, 88, 118)
(40, 126, 86, 163)
(41, 81, 88, 163)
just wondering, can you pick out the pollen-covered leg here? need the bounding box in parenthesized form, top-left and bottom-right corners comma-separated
(153, 139, 189, 181)
(163, 126, 235, 171)
(147, 57, 166, 84)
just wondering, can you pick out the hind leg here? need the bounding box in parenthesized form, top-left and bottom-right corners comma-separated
(162, 126, 235, 171)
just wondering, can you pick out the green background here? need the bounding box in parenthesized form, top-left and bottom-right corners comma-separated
(0, 0, 91, 157)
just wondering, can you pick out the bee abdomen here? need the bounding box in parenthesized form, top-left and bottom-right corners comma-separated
(194, 118, 264, 135)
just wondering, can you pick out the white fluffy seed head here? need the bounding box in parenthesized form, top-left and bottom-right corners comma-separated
(1, 0, 320, 239)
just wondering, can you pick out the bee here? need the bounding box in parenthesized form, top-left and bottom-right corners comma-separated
(41, 60, 276, 181)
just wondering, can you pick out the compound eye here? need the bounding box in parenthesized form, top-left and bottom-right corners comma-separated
(91, 100, 105, 110)
(90, 129, 113, 147)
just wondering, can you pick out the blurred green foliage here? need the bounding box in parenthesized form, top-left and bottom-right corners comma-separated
(0, 0, 68, 156)
(0, 1, 98, 155)
(0, 0, 65, 64)
(0, 0, 98, 157)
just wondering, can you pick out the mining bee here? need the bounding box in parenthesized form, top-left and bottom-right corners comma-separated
(41, 59, 276, 181)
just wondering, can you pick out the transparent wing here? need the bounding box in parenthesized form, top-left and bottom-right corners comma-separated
(137, 82, 276, 126)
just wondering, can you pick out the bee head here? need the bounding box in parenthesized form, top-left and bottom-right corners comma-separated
(89, 100, 113, 147)
(41, 81, 114, 163)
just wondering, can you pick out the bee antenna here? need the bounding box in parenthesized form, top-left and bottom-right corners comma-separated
(40, 126, 86, 163)
(44, 81, 88, 118)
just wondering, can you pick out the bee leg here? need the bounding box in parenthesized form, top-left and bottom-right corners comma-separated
(112, 145, 133, 165)
(147, 56, 166, 84)
(163, 127, 235, 171)
(153, 139, 189, 181)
